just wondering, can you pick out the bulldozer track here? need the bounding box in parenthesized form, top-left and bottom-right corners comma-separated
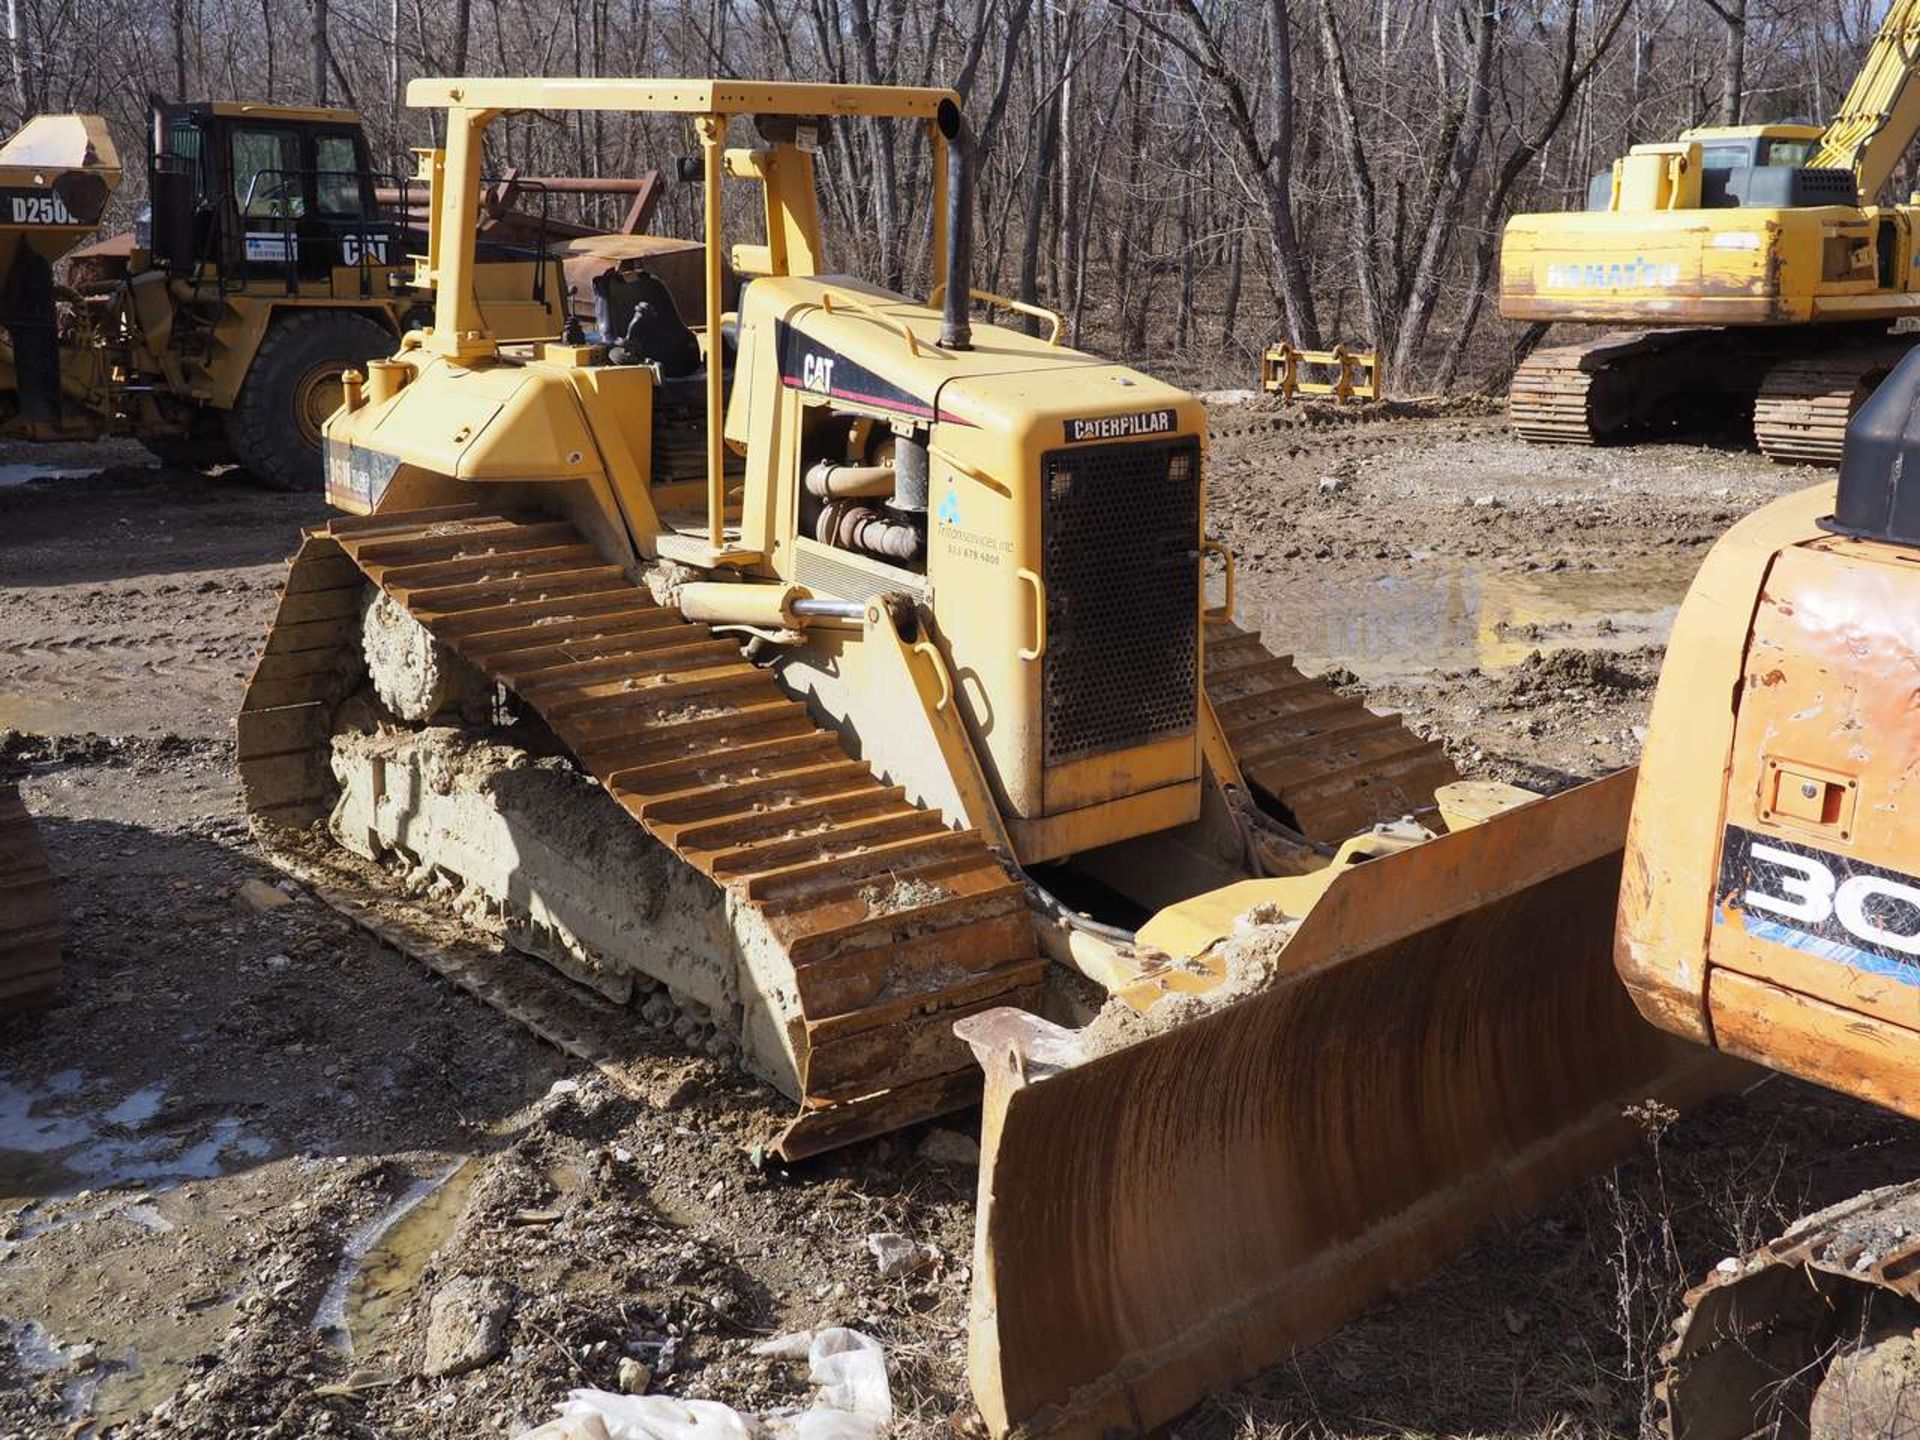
(1752, 340, 1917, 465)
(0, 781, 60, 1005)
(235, 511, 1456, 1155)
(1656, 1178, 1920, 1438)
(238, 505, 1050, 1159)
(1206, 619, 1457, 840)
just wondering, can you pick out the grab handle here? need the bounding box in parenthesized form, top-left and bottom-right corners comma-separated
(1016, 568, 1047, 661)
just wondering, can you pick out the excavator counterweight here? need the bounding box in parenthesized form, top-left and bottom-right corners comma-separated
(1615, 347, 1920, 1437)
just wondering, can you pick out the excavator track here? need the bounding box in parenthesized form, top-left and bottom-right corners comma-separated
(237, 505, 1048, 1159)
(1509, 332, 1684, 445)
(1657, 1178, 1920, 1438)
(0, 780, 60, 1006)
(1752, 340, 1916, 466)
(1509, 330, 1766, 447)
(1205, 619, 1457, 841)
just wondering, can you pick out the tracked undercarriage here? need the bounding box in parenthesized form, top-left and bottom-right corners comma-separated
(0, 780, 60, 1006)
(1510, 328, 1916, 465)
(1658, 1181, 1920, 1439)
(238, 508, 1464, 1159)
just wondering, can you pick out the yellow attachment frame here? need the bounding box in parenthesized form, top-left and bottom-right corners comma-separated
(1260, 341, 1380, 403)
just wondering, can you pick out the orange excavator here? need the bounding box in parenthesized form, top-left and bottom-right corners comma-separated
(1618, 346, 1920, 1435)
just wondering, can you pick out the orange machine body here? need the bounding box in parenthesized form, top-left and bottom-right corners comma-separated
(1619, 483, 1920, 1116)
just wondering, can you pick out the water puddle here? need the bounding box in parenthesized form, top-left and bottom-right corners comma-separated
(0, 1074, 272, 1202)
(0, 463, 106, 489)
(313, 1158, 478, 1360)
(1243, 555, 1697, 683)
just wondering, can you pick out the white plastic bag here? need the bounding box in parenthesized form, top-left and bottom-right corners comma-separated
(517, 1329, 891, 1440)
(538, 1393, 759, 1440)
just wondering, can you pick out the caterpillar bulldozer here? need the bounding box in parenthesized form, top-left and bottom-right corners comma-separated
(0, 781, 60, 1007)
(1501, 1, 1920, 465)
(237, 78, 1738, 1436)
(1612, 349, 1920, 1438)
(0, 103, 703, 489)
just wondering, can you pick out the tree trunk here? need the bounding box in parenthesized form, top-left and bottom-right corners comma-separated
(1220, 229, 1244, 350)
(311, 0, 329, 105)
(1714, 0, 1746, 124)
(173, 0, 190, 100)
(452, 0, 472, 74)
(1261, 0, 1320, 347)
(1389, 0, 1497, 383)
(847, 0, 901, 290)
(1315, 0, 1388, 360)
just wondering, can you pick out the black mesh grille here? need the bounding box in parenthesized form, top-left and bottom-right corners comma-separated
(1041, 438, 1201, 766)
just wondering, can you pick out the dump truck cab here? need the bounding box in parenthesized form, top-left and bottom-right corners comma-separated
(146, 101, 394, 285)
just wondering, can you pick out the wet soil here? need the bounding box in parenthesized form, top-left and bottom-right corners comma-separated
(0, 416, 1914, 1440)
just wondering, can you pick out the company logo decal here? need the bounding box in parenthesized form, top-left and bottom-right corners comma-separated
(1717, 823, 1920, 985)
(1062, 408, 1178, 444)
(1545, 257, 1682, 291)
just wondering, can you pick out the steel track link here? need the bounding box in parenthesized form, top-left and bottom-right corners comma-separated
(1753, 341, 1918, 466)
(1657, 1178, 1920, 1438)
(238, 507, 1047, 1159)
(1205, 619, 1458, 840)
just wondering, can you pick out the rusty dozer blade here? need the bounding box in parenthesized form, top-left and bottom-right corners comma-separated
(958, 768, 1741, 1439)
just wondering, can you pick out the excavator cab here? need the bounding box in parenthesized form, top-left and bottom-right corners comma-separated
(147, 101, 393, 286)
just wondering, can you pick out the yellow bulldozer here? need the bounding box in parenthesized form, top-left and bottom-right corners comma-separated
(1501, 1, 1920, 464)
(0, 102, 708, 489)
(235, 77, 1741, 1436)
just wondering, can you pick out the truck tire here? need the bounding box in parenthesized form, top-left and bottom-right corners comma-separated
(225, 310, 393, 492)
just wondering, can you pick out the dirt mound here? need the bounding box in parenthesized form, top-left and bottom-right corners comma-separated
(1499, 646, 1664, 704)
(1210, 392, 1503, 440)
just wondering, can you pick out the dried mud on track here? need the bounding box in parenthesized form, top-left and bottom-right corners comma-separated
(0, 416, 1914, 1440)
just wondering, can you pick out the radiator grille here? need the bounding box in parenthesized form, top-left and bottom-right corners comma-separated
(1041, 438, 1201, 766)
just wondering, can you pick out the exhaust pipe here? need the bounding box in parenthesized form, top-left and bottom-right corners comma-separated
(938, 99, 973, 352)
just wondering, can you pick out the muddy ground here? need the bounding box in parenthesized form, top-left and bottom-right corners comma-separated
(1, 417, 1914, 1440)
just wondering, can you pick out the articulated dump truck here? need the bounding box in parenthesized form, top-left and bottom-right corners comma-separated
(236, 79, 1737, 1436)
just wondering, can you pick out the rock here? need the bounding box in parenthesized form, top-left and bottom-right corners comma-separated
(263, 954, 291, 973)
(1471, 493, 1503, 508)
(616, 1357, 652, 1394)
(423, 1276, 514, 1378)
(1317, 474, 1348, 495)
(916, 1129, 980, 1168)
(866, 1231, 937, 1279)
(238, 878, 292, 913)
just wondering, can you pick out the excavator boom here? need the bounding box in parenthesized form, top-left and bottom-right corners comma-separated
(1811, 0, 1920, 201)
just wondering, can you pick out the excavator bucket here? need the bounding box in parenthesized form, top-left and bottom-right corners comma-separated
(959, 768, 1741, 1438)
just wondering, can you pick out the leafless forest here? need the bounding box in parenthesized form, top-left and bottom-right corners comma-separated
(7, 0, 1901, 387)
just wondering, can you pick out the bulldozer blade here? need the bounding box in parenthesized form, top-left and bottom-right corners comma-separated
(957, 767, 1744, 1439)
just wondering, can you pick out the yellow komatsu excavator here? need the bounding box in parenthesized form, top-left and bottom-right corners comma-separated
(238, 79, 1736, 1436)
(1501, 2, 1920, 464)
(1613, 351, 1920, 1437)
